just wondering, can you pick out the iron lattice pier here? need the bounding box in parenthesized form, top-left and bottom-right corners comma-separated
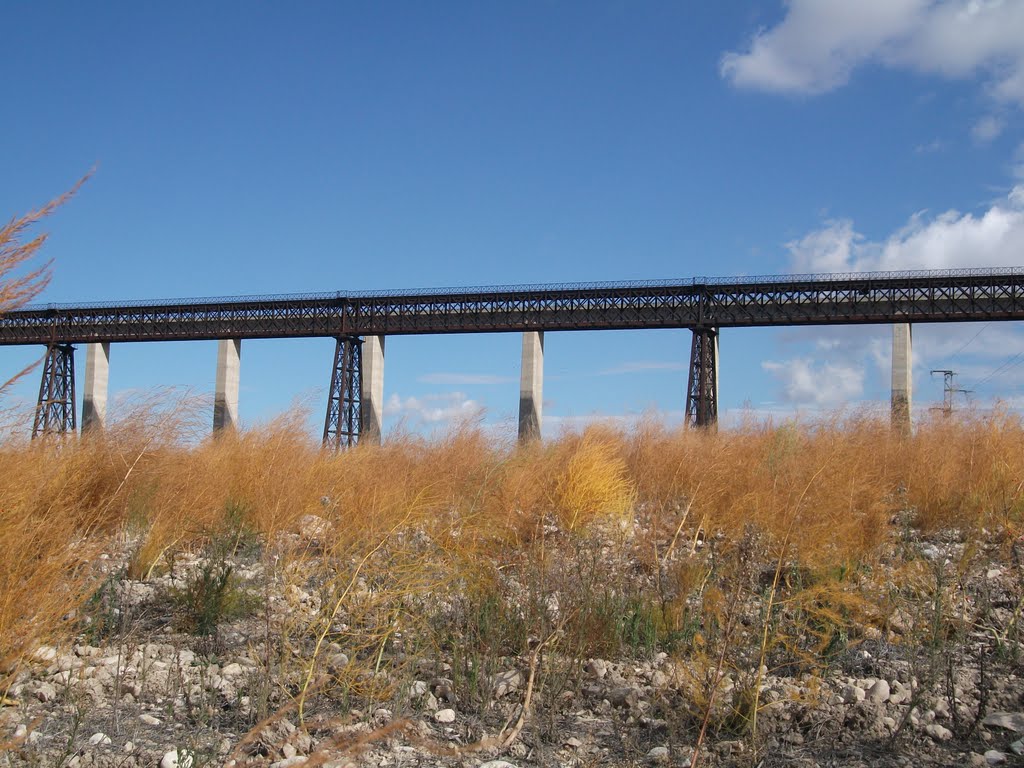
(686, 327, 718, 429)
(322, 336, 362, 450)
(32, 343, 76, 438)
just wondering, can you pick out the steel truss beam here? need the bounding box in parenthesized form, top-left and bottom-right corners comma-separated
(3, 269, 1024, 345)
(686, 328, 717, 429)
(323, 336, 362, 450)
(32, 343, 76, 438)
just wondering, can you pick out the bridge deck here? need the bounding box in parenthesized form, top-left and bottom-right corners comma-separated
(2, 268, 1023, 344)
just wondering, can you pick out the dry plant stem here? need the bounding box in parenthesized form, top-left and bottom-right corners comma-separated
(296, 495, 425, 726)
(496, 623, 564, 753)
(691, 575, 744, 768)
(749, 459, 831, 743)
(662, 487, 699, 569)
(228, 676, 328, 762)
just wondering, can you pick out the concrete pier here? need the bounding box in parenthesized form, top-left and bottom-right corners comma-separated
(518, 331, 544, 443)
(360, 335, 385, 444)
(214, 338, 241, 432)
(82, 342, 110, 432)
(891, 323, 912, 434)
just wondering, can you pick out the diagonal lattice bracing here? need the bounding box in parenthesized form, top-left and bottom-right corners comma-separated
(685, 328, 718, 429)
(323, 336, 362, 451)
(32, 343, 76, 438)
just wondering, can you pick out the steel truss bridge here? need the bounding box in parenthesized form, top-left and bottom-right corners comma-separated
(3, 266, 1023, 445)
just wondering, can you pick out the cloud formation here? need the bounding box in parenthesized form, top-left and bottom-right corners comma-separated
(762, 357, 866, 406)
(722, 0, 1024, 105)
(384, 391, 483, 426)
(763, 183, 1024, 410)
(786, 184, 1024, 273)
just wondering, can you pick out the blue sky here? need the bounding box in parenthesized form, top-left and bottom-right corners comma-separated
(2, 1, 1023, 437)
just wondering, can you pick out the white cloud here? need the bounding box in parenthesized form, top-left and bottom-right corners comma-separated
(417, 372, 513, 385)
(786, 184, 1024, 273)
(762, 357, 866, 406)
(384, 391, 484, 426)
(722, 0, 1024, 105)
(972, 114, 1005, 142)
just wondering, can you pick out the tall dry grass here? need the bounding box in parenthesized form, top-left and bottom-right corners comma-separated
(0, 405, 1022, 705)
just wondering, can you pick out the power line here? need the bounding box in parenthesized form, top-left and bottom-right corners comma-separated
(970, 351, 1024, 391)
(948, 323, 989, 361)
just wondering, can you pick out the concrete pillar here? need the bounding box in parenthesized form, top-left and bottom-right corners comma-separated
(360, 335, 385, 444)
(214, 338, 241, 432)
(81, 342, 110, 432)
(891, 323, 912, 434)
(518, 331, 544, 443)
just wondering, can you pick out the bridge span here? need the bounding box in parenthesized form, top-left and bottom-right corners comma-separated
(2, 267, 1023, 445)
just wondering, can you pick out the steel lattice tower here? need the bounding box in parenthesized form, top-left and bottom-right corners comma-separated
(32, 343, 77, 438)
(323, 336, 362, 450)
(685, 327, 718, 429)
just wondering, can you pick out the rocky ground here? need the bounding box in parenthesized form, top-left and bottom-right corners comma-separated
(2, 525, 1024, 768)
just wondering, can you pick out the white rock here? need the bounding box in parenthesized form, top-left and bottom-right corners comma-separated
(867, 680, 890, 704)
(221, 662, 243, 677)
(985, 751, 1008, 765)
(1012, 738, 1024, 756)
(925, 723, 953, 741)
(434, 708, 456, 723)
(984, 712, 1024, 733)
(478, 762, 518, 768)
(89, 732, 112, 746)
(140, 714, 161, 725)
(270, 758, 308, 768)
(31, 646, 57, 663)
(161, 749, 195, 768)
(493, 669, 522, 697)
(409, 680, 429, 698)
(35, 682, 57, 703)
(841, 684, 866, 704)
(327, 652, 349, 673)
(565, 736, 583, 748)
(646, 746, 670, 764)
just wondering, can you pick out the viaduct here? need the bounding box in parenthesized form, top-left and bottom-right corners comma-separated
(1, 267, 1022, 446)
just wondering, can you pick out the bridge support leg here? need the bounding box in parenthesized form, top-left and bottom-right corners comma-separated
(32, 343, 77, 438)
(214, 338, 241, 433)
(518, 331, 544, 444)
(686, 327, 718, 429)
(891, 323, 912, 435)
(360, 335, 385, 445)
(323, 336, 362, 450)
(82, 342, 110, 433)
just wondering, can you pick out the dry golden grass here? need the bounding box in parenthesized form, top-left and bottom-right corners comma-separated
(0, 405, 1022, 711)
